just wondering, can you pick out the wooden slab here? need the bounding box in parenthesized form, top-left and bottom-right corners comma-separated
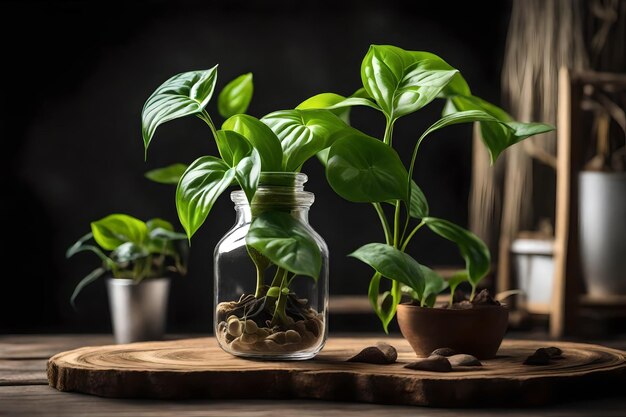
(48, 337, 626, 407)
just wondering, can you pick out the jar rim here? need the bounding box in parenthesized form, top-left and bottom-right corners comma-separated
(258, 172, 308, 187)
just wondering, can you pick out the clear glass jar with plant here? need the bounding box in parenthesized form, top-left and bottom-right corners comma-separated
(141, 67, 347, 359)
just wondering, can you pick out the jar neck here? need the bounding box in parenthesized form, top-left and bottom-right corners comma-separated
(231, 172, 314, 224)
(235, 206, 310, 224)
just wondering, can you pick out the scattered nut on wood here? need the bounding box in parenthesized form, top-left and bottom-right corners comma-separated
(448, 354, 482, 366)
(405, 356, 452, 372)
(523, 346, 564, 365)
(524, 348, 552, 365)
(544, 347, 563, 358)
(430, 347, 457, 357)
(347, 342, 397, 364)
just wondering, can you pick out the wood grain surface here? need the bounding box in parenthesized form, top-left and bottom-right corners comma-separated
(48, 337, 626, 407)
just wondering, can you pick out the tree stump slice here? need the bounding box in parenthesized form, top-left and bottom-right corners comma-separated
(48, 337, 626, 407)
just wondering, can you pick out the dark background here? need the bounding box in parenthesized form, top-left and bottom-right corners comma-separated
(1, 0, 510, 333)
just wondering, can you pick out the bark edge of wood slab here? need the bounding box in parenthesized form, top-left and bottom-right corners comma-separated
(47, 337, 626, 407)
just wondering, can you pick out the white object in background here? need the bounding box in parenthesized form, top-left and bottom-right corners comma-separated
(511, 238, 555, 313)
(579, 172, 626, 296)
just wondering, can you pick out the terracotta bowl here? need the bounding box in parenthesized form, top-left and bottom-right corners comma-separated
(396, 304, 509, 359)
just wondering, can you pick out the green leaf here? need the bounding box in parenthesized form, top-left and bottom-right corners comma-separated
(142, 66, 218, 154)
(349, 243, 425, 296)
(148, 227, 187, 241)
(215, 130, 253, 167)
(145, 163, 188, 185)
(222, 114, 283, 171)
(326, 131, 408, 202)
(368, 272, 383, 316)
(297, 92, 381, 118)
(448, 270, 468, 292)
(66, 233, 115, 268)
(218, 73, 253, 119)
(147, 218, 174, 233)
(409, 181, 429, 218)
(176, 157, 236, 239)
(420, 265, 448, 307)
(266, 286, 281, 298)
(91, 214, 148, 251)
(446, 96, 554, 163)
(296, 93, 352, 124)
(70, 267, 106, 308)
(262, 109, 350, 171)
(110, 242, 149, 263)
(234, 148, 261, 203)
(422, 217, 490, 286)
(361, 45, 459, 120)
(246, 211, 322, 279)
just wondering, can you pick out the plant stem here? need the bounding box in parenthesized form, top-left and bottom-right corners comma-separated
(383, 117, 395, 145)
(372, 203, 393, 245)
(254, 266, 265, 298)
(197, 109, 218, 141)
(271, 269, 290, 327)
(401, 220, 425, 251)
(270, 267, 284, 288)
(470, 284, 477, 302)
(393, 200, 401, 248)
(406, 132, 427, 209)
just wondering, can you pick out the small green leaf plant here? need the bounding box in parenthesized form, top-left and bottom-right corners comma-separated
(140, 66, 349, 329)
(67, 214, 188, 308)
(301, 45, 555, 331)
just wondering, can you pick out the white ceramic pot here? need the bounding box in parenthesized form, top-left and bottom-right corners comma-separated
(579, 172, 626, 296)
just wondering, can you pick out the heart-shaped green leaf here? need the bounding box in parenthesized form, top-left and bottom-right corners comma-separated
(234, 148, 261, 203)
(176, 157, 236, 239)
(349, 243, 425, 296)
(262, 109, 349, 171)
(326, 131, 408, 202)
(218, 73, 254, 118)
(296, 91, 381, 122)
(246, 211, 322, 279)
(145, 163, 188, 185)
(444, 96, 554, 163)
(296, 93, 351, 124)
(422, 217, 490, 286)
(361, 45, 459, 120)
(91, 214, 148, 250)
(215, 130, 253, 167)
(222, 114, 283, 171)
(142, 66, 218, 154)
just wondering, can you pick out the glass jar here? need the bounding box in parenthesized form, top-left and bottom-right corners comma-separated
(214, 172, 329, 360)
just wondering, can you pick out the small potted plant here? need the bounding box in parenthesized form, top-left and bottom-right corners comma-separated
(67, 214, 187, 344)
(301, 44, 554, 358)
(141, 67, 349, 359)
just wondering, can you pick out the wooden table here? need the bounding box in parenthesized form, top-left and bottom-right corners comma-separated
(2, 334, 626, 416)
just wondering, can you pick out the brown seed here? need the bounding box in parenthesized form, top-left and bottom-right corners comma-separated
(227, 319, 243, 337)
(430, 347, 457, 357)
(266, 332, 286, 344)
(524, 349, 552, 365)
(405, 356, 452, 372)
(243, 320, 258, 334)
(544, 347, 563, 358)
(448, 354, 482, 366)
(347, 343, 397, 364)
(240, 332, 258, 344)
(285, 330, 302, 344)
